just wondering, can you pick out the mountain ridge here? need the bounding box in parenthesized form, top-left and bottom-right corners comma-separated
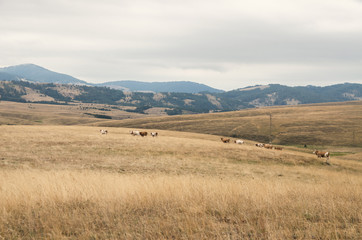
(96, 80, 224, 93)
(0, 80, 361, 115)
(0, 64, 223, 93)
(0, 64, 88, 85)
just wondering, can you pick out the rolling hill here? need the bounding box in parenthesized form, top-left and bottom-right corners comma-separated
(0, 119, 361, 238)
(0, 80, 361, 115)
(0, 64, 88, 85)
(0, 64, 222, 93)
(96, 80, 223, 93)
(1, 100, 361, 147)
(102, 101, 362, 147)
(0, 95, 361, 238)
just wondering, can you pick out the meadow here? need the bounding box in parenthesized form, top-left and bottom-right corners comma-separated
(107, 101, 362, 146)
(0, 101, 361, 239)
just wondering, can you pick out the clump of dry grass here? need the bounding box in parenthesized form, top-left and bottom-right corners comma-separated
(0, 170, 361, 239)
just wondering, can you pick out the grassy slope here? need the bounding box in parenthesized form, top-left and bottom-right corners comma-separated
(1, 100, 361, 146)
(0, 101, 147, 126)
(0, 101, 361, 238)
(103, 101, 362, 146)
(0, 125, 361, 239)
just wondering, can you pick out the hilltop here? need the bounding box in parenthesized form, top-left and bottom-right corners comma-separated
(96, 80, 224, 93)
(0, 64, 88, 85)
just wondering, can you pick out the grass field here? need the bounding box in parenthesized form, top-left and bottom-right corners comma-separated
(0, 101, 149, 126)
(2, 100, 361, 147)
(105, 101, 362, 146)
(0, 124, 361, 239)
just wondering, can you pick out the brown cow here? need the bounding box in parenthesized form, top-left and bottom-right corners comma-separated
(274, 146, 283, 150)
(264, 144, 273, 149)
(221, 138, 230, 143)
(313, 150, 330, 164)
(139, 131, 148, 137)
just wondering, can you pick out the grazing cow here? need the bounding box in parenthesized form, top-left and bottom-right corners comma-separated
(255, 143, 264, 147)
(139, 131, 148, 137)
(151, 132, 158, 137)
(274, 146, 283, 150)
(313, 150, 330, 164)
(264, 144, 274, 149)
(130, 130, 140, 136)
(234, 139, 244, 144)
(100, 129, 108, 134)
(221, 138, 230, 143)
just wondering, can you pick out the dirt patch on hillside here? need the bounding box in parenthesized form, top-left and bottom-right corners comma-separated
(21, 87, 55, 102)
(206, 94, 222, 108)
(52, 85, 83, 98)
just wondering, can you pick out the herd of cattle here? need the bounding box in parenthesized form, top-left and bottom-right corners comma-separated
(101, 129, 159, 137)
(129, 130, 158, 137)
(100, 129, 330, 163)
(221, 138, 283, 150)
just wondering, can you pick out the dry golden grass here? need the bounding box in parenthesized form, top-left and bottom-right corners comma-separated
(108, 101, 362, 146)
(0, 101, 149, 126)
(0, 125, 361, 239)
(1, 170, 361, 239)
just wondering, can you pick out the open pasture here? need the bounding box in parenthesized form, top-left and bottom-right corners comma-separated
(109, 101, 362, 146)
(0, 101, 151, 126)
(0, 125, 361, 239)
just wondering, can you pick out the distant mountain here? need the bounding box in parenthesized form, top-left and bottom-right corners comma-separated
(0, 80, 361, 115)
(97, 80, 224, 93)
(0, 64, 88, 85)
(220, 83, 362, 108)
(0, 72, 22, 81)
(0, 64, 223, 93)
(1, 64, 361, 115)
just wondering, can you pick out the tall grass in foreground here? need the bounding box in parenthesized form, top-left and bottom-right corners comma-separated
(1, 170, 360, 239)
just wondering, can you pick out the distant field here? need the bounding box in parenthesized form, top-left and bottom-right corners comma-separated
(106, 101, 362, 146)
(1, 100, 361, 146)
(0, 125, 361, 239)
(0, 101, 154, 125)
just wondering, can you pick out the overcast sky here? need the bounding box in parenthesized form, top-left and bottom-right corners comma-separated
(1, 0, 362, 90)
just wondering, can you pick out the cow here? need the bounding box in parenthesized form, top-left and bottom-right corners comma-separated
(264, 144, 274, 149)
(139, 131, 148, 137)
(255, 143, 264, 147)
(234, 139, 244, 144)
(151, 132, 158, 137)
(130, 130, 140, 136)
(313, 150, 330, 164)
(274, 146, 283, 150)
(221, 138, 230, 143)
(100, 129, 108, 134)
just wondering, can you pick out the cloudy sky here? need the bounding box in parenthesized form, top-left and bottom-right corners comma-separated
(1, 0, 362, 90)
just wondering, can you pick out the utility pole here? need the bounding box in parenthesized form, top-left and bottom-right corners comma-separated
(269, 113, 272, 143)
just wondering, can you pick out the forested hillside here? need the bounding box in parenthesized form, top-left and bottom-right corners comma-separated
(0, 80, 361, 115)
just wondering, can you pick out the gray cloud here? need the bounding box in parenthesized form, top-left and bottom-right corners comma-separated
(0, 0, 362, 90)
